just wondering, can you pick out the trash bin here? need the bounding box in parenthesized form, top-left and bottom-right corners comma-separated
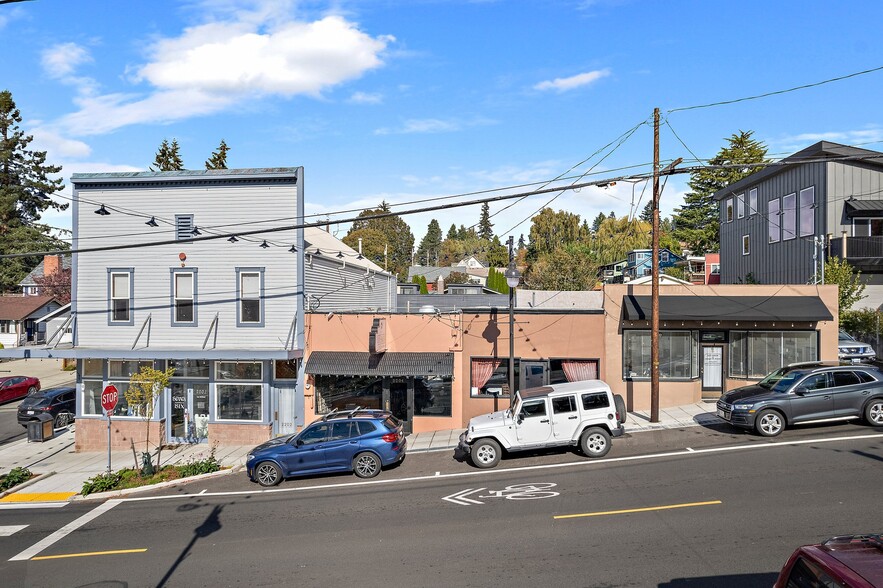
(26, 413, 55, 442)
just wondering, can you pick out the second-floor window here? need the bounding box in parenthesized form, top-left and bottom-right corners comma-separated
(237, 268, 263, 326)
(725, 198, 734, 222)
(742, 235, 750, 255)
(799, 186, 815, 237)
(109, 270, 133, 324)
(172, 270, 196, 324)
(768, 198, 780, 243)
(748, 188, 758, 215)
(782, 193, 796, 240)
(737, 193, 745, 218)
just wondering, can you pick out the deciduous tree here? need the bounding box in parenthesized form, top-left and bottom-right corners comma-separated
(825, 258, 866, 314)
(346, 202, 414, 278)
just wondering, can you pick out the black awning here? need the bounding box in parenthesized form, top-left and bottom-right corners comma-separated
(622, 295, 833, 322)
(305, 351, 454, 377)
(845, 200, 883, 217)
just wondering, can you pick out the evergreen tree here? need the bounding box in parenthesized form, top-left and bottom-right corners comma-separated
(478, 202, 493, 240)
(447, 223, 458, 240)
(672, 130, 768, 254)
(518, 234, 526, 250)
(639, 200, 654, 223)
(205, 139, 229, 170)
(591, 212, 607, 233)
(416, 219, 443, 265)
(151, 138, 184, 171)
(347, 201, 415, 279)
(0, 90, 68, 292)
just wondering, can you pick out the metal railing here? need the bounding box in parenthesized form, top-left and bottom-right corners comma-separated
(829, 236, 883, 258)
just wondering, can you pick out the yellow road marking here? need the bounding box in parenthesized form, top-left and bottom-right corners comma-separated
(31, 548, 147, 561)
(0, 492, 77, 503)
(554, 500, 722, 520)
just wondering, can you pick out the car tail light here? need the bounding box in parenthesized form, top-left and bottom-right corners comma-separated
(382, 432, 399, 443)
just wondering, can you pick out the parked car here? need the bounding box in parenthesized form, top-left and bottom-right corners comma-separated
(774, 534, 883, 588)
(458, 380, 626, 469)
(839, 330, 877, 364)
(717, 361, 883, 437)
(246, 408, 406, 486)
(17, 387, 76, 429)
(0, 376, 40, 405)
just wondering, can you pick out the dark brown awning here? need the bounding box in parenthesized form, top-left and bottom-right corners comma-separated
(305, 351, 454, 377)
(622, 295, 833, 322)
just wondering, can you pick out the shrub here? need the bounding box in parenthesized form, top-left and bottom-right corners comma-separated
(82, 472, 122, 496)
(178, 449, 221, 478)
(0, 467, 32, 491)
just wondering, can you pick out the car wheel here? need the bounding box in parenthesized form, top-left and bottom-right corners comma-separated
(865, 399, 883, 427)
(27, 386, 36, 396)
(54, 412, 72, 428)
(255, 461, 282, 487)
(352, 452, 381, 478)
(755, 409, 785, 437)
(470, 438, 501, 469)
(614, 394, 627, 424)
(580, 427, 611, 458)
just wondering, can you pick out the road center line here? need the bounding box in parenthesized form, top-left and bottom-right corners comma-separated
(554, 500, 722, 520)
(31, 548, 147, 561)
(9, 499, 123, 562)
(114, 432, 883, 505)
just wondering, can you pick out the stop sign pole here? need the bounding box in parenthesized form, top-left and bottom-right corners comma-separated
(101, 385, 119, 473)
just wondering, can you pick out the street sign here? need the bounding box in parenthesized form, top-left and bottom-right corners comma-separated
(101, 384, 119, 414)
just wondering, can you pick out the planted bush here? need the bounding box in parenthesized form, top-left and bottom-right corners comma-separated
(82, 472, 122, 496)
(0, 467, 33, 491)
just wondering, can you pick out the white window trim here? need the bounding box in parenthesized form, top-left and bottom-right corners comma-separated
(768, 198, 780, 243)
(742, 234, 750, 256)
(782, 193, 797, 241)
(748, 188, 758, 216)
(725, 198, 734, 222)
(799, 186, 815, 237)
(737, 193, 745, 219)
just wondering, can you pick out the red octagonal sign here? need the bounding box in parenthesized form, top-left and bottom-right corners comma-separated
(101, 384, 119, 414)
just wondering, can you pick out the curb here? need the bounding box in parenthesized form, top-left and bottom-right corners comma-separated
(0, 471, 55, 499)
(73, 465, 242, 502)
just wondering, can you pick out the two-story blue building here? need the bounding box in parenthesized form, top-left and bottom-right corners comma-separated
(622, 248, 684, 281)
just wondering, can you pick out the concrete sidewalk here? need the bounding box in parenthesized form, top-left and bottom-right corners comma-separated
(0, 400, 723, 503)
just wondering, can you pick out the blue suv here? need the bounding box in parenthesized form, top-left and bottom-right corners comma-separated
(246, 409, 407, 486)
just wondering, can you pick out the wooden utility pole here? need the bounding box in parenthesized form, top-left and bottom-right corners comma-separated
(650, 107, 660, 423)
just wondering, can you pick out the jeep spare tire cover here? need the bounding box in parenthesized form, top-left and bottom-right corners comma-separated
(614, 394, 626, 424)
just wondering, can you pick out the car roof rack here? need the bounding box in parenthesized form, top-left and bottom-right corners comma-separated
(321, 406, 367, 421)
(822, 534, 883, 551)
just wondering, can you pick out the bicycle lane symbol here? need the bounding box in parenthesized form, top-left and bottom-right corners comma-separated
(442, 483, 559, 506)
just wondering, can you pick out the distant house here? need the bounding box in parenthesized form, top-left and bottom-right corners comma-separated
(598, 259, 627, 284)
(19, 254, 71, 296)
(622, 248, 684, 281)
(0, 295, 62, 347)
(456, 255, 487, 269)
(675, 253, 720, 285)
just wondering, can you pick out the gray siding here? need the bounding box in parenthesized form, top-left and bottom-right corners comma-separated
(304, 256, 395, 312)
(73, 180, 302, 351)
(827, 161, 883, 236)
(721, 162, 826, 284)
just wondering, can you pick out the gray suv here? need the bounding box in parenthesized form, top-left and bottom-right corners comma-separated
(717, 362, 883, 436)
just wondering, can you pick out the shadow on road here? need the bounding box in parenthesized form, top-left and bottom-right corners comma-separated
(156, 503, 225, 588)
(659, 572, 778, 587)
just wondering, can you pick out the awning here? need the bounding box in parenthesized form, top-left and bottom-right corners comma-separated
(622, 295, 833, 322)
(845, 200, 883, 217)
(305, 351, 454, 377)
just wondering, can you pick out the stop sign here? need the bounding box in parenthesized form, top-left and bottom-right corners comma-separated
(101, 384, 119, 414)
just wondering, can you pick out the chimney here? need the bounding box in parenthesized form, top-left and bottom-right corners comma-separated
(43, 255, 61, 276)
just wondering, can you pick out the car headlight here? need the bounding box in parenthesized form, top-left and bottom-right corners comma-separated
(247, 453, 254, 461)
(734, 403, 754, 411)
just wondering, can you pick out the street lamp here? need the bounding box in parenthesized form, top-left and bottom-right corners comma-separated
(505, 237, 521, 409)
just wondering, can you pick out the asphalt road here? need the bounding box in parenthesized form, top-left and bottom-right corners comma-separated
(2, 421, 882, 587)
(0, 401, 26, 446)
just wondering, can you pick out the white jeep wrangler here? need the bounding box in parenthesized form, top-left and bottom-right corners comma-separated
(458, 380, 626, 469)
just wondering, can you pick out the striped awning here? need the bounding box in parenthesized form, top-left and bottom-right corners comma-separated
(305, 351, 454, 377)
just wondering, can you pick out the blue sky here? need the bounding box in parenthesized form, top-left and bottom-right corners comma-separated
(3, 0, 882, 246)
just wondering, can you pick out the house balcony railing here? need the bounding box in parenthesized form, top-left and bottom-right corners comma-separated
(828, 236, 883, 259)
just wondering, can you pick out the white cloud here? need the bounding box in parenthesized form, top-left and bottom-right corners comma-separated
(533, 68, 610, 93)
(349, 91, 383, 104)
(776, 127, 883, 152)
(53, 7, 393, 136)
(374, 116, 495, 135)
(41, 43, 93, 80)
(30, 127, 92, 160)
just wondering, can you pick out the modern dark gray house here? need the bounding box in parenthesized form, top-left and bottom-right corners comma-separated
(715, 141, 883, 298)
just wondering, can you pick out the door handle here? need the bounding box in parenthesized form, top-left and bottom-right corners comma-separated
(349, 441, 357, 444)
(540, 419, 549, 423)
(823, 395, 831, 400)
(862, 390, 871, 395)
(568, 416, 578, 420)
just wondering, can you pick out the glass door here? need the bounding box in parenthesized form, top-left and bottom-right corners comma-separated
(169, 383, 210, 444)
(701, 345, 723, 396)
(385, 377, 412, 434)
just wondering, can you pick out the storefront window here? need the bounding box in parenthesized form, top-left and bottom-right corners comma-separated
(82, 358, 103, 377)
(549, 359, 599, 384)
(82, 380, 104, 415)
(470, 358, 520, 397)
(315, 375, 382, 414)
(217, 384, 262, 420)
(414, 376, 452, 417)
(168, 359, 209, 378)
(744, 331, 817, 378)
(729, 331, 747, 378)
(108, 360, 153, 379)
(216, 361, 262, 380)
(623, 330, 697, 380)
(274, 359, 299, 380)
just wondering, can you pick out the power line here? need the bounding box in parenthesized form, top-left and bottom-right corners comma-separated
(668, 64, 883, 113)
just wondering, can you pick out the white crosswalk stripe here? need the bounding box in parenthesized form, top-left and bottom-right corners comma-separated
(0, 525, 28, 537)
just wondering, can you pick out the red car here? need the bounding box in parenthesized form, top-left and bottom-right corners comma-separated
(0, 376, 40, 404)
(775, 534, 883, 587)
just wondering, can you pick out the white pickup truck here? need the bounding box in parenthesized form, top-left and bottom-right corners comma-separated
(458, 380, 626, 468)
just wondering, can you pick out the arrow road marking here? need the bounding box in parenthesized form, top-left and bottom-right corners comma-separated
(442, 488, 486, 506)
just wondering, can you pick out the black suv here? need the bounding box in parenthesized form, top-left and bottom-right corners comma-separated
(717, 362, 883, 436)
(17, 387, 76, 429)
